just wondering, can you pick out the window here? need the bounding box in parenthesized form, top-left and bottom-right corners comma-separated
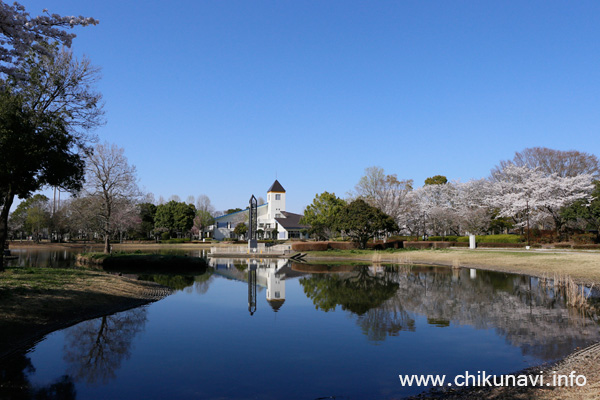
(275, 194, 281, 200)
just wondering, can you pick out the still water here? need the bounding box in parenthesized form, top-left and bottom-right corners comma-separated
(2, 253, 599, 399)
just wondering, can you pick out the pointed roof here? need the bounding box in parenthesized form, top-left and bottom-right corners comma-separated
(267, 180, 286, 193)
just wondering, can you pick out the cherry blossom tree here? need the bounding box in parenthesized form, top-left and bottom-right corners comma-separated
(410, 181, 459, 237)
(0, 2, 98, 78)
(454, 179, 493, 235)
(489, 164, 594, 243)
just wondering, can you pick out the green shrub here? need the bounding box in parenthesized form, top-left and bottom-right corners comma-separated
(160, 232, 170, 241)
(478, 234, 522, 243)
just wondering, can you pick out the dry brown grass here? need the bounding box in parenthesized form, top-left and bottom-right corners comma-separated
(0, 267, 170, 359)
(307, 248, 600, 285)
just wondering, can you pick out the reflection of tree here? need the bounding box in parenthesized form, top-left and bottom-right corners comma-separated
(0, 351, 76, 399)
(192, 270, 215, 295)
(300, 267, 399, 315)
(63, 308, 147, 385)
(386, 267, 600, 359)
(139, 274, 195, 290)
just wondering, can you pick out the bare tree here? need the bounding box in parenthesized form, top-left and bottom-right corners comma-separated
(84, 143, 140, 253)
(195, 194, 215, 215)
(492, 147, 600, 180)
(349, 166, 413, 223)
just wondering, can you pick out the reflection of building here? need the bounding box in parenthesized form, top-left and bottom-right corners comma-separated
(209, 258, 304, 313)
(208, 180, 308, 240)
(266, 268, 285, 311)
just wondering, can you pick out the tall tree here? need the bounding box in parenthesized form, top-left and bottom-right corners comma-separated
(154, 200, 195, 239)
(424, 175, 448, 185)
(0, 44, 102, 269)
(335, 199, 398, 249)
(300, 192, 346, 240)
(562, 180, 600, 242)
(84, 143, 140, 253)
(136, 203, 157, 239)
(455, 179, 493, 235)
(492, 147, 600, 180)
(9, 194, 49, 241)
(489, 164, 594, 242)
(350, 166, 413, 223)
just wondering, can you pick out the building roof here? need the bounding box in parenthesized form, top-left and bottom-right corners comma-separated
(267, 180, 286, 193)
(267, 299, 285, 312)
(275, 211, 309, 230)
(214, 203, 267, 220)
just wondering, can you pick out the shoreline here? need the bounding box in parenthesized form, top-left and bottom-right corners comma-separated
(0, 267, 172, 361)
(3, 242, 599, 398)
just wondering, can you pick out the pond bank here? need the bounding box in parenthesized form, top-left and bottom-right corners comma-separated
(303, 248, 600, 286)
(0, 267, 172, 360)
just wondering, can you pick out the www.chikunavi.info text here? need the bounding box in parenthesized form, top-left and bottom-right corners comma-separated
(399, 370, 587, 388)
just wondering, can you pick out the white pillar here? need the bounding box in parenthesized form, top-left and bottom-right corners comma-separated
(469, 234, 476, 249)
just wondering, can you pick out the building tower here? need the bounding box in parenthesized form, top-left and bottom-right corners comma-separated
(266, 180, 286, 221)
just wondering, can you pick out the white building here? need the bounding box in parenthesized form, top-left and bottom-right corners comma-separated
(208, 180, 308, 241)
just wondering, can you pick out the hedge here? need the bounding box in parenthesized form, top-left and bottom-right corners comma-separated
(328, 242, 358, 250)
(292, 242, 329, 252)
(367, 240, 404, 250)
(451, 242, 469, 248)
(554, 244, 573, 249)
(404, 241, 434, 249)
(291, 240, 403, 251)
(573, 244, 600, 250)
(477, 242, 526, 248)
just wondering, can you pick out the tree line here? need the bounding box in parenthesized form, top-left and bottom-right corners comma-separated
(301, 147, 600, 247)
(7, 142, 220, 250)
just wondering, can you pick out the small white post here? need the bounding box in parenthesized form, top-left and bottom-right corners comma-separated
(469, 234, 476, 250)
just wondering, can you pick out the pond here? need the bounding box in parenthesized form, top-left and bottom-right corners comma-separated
(1, 252, 599, 399)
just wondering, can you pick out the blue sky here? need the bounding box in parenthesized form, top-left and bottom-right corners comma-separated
(19, 0, 600, 213)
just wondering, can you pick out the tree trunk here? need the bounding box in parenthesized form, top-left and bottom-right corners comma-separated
(104, 219, 111, 254)
(0, 190, 16, 272)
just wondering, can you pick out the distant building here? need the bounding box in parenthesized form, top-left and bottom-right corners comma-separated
(208, 180, 308, 240)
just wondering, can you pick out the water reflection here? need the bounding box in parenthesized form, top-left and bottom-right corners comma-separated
(63, 308, 147, 385)
(295, 263, 600, 358)
(0, 352, 77, 399)
(7, 248, 77, 268)
(209, 258, 296, 314)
